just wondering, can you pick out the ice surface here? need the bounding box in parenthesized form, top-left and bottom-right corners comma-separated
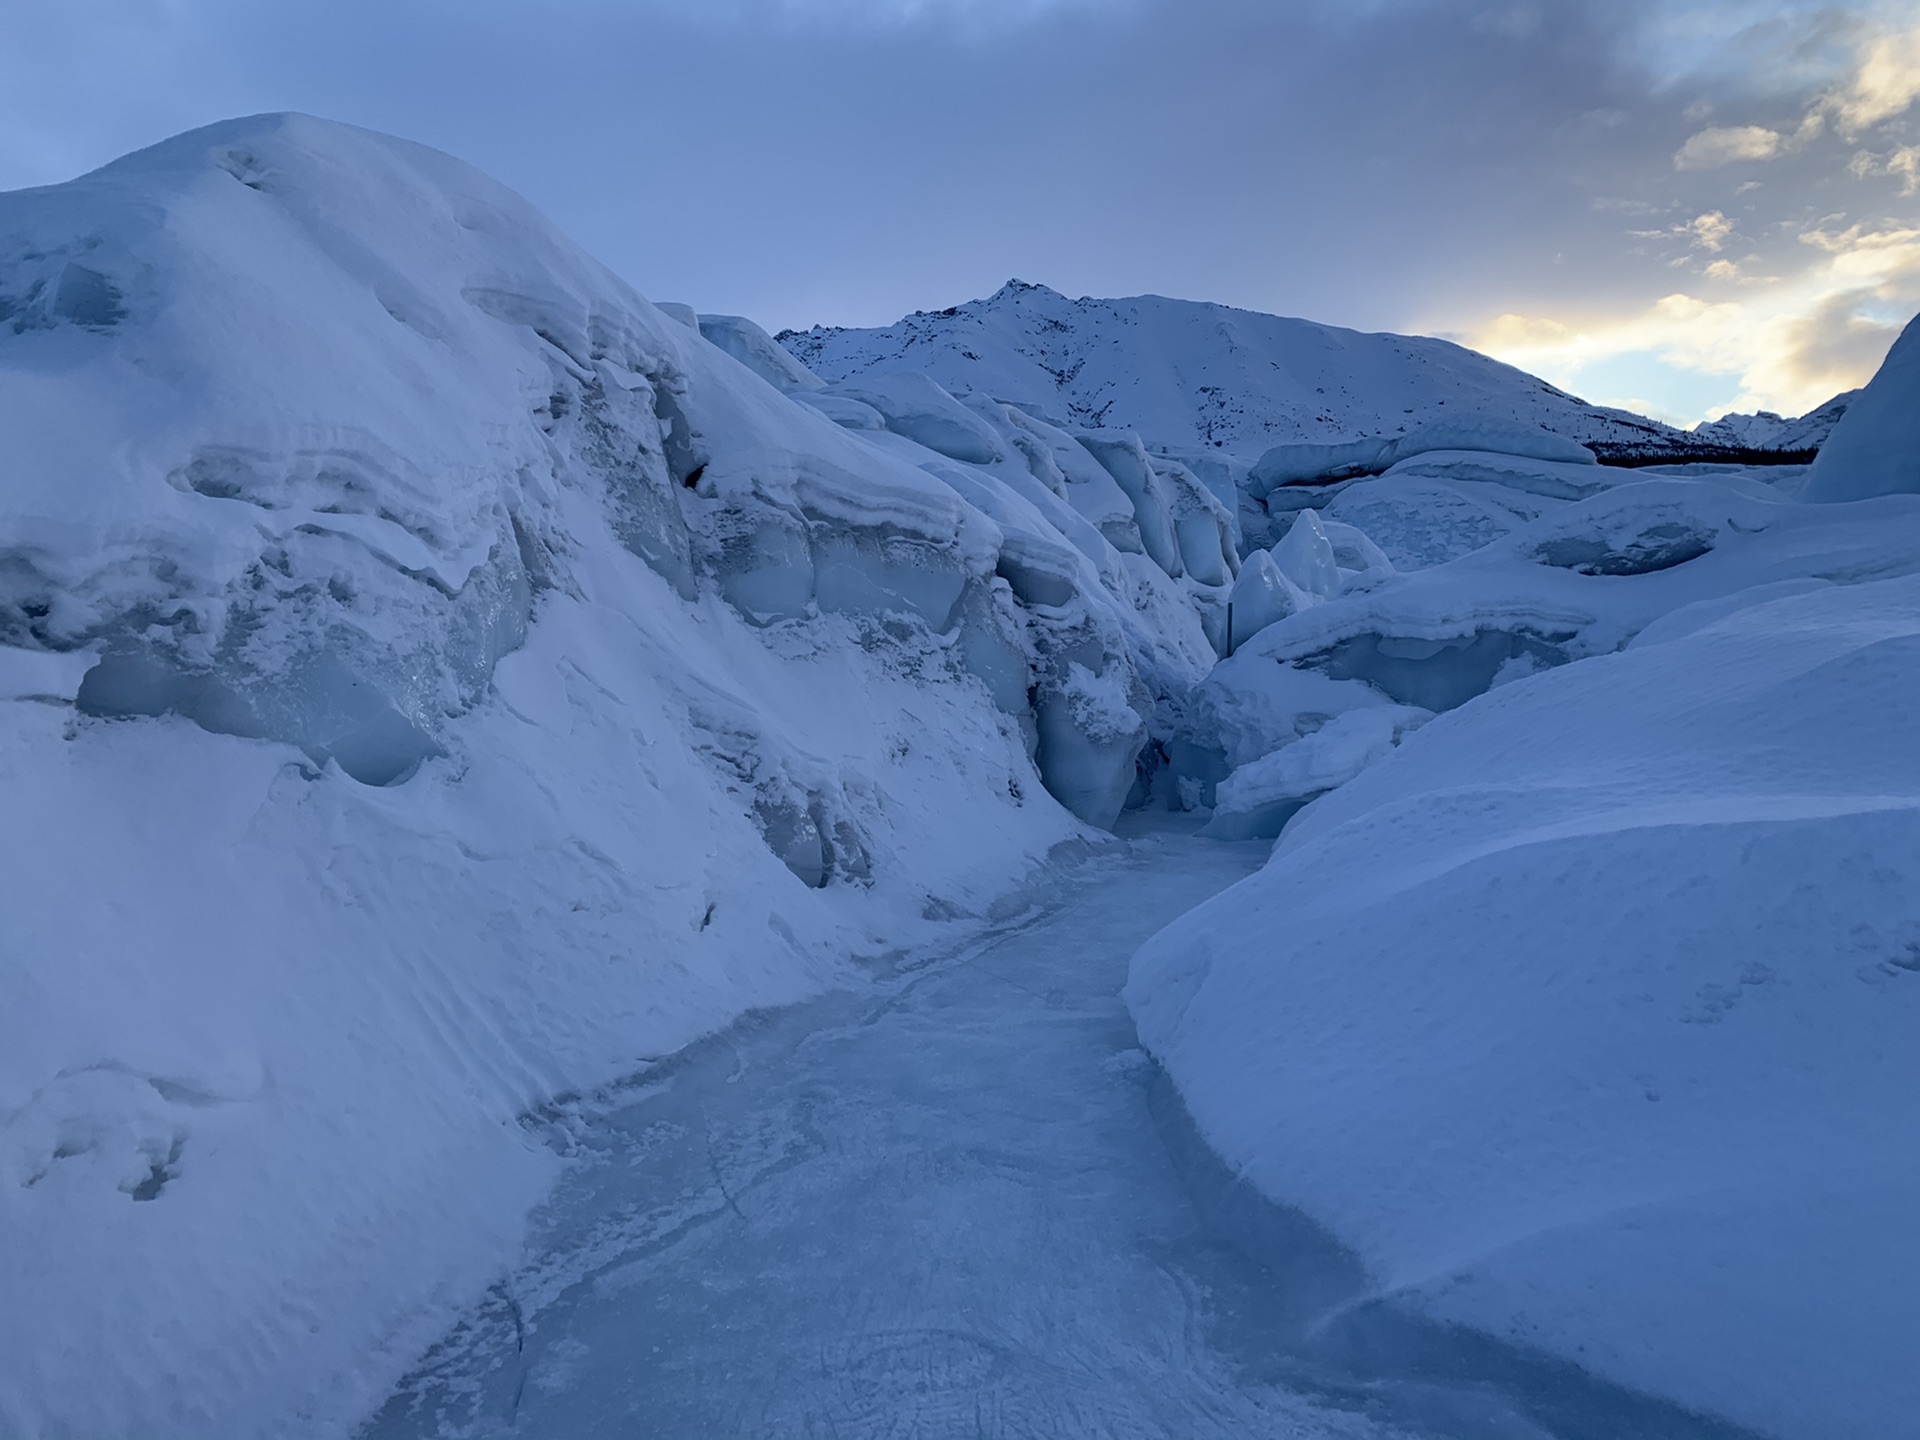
(828, 370, 1007, 465)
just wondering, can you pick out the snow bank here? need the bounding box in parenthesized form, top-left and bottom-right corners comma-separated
(0, 113, 1223, 1439)
(1130, 572, 1920, 1439)
(1803, 311, 1920, 503)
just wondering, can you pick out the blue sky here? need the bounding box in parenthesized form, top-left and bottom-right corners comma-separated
(4, 0, 1917, 424)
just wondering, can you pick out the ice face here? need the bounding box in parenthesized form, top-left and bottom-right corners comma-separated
(1077, 432, 1185, 579)
(1804, 312, 1920, 503)
(827, 372, 1006, 465)
(696, 313, 826, 393)
(1227, 551, 1308, 652)
(1271, 509, 1342, 599)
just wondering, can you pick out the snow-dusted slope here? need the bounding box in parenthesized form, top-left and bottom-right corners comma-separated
(781, 280, 1695, 462)
(0, 115, 1230, 1440)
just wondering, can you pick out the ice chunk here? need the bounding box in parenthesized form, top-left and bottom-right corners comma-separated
(1033, 661, 1146, 828)
(651, 301, 700, 330)
(1317, 518, 1394, 577)
(1227, 551, 1309, 652)
(1271, 510, 1341, 598)
(1203, 704, 1429, 840)
(1324, 476, 1522, 570)
(1250, 427, 1594, 495)
(1804, 311, 1920, 503)
(828, 372, 1005, 464)
(794, 391, 887, 431)
(1077, 432, 1184, 578)
(696, 313, 826, 392)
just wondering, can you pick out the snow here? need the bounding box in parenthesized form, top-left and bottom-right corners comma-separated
(780, 279, 1694, 461)
(1692, 389, 1853, 452)
(1131, 519, 1920, 1439)
(6, 106, 1917, 1440)
(1804, 312, 1920, 503)
(0, 114, 1222, 1440)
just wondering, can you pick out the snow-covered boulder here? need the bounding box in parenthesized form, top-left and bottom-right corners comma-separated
(1803, 311, 1920, 503)
(1129, 573, 1920, 1440)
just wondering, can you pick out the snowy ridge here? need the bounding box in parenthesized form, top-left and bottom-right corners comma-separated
(0, 114, 1232, 1440)
(781, 279, 1702, 462)
(1691, 389, 1855, 453)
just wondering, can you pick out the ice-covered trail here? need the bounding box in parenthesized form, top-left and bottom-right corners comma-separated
(363, 824, 1756, 1440)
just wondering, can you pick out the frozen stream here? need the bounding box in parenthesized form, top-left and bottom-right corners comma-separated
(365, 823, 1759, 1440)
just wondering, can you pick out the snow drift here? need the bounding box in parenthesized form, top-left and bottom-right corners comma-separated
(1128, 323, 1920, 1439)
(0, 113, 1226, 1439)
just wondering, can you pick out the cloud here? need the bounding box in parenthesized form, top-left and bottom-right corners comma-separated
(1683, 210, 1736, 250)
(1821, 21, 1920, 133)
(1674, 123, 1784, 169)
(1471, 215, 1920, 420)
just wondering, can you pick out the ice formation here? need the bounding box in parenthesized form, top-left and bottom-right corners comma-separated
(1130, 571, 1920, 1440)
(1803, 312, 1920, 503)
(0, 114, 1223, 1439)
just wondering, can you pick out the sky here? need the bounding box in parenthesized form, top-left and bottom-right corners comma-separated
(3, 0, 1917, 425)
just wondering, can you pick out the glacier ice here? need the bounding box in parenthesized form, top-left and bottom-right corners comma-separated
(1203, 704, 1429, 840)
(1803, 311, 1920, 503)
(1270, 509, 1342, 598)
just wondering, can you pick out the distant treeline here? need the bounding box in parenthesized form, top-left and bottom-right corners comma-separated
(1591, 443, 1820, 468)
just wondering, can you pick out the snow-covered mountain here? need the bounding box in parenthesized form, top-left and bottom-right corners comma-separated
(1692, 389, 1855, 453)
(781, 280, 1705, 463)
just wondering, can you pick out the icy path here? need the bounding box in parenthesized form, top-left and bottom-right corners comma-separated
(363, 824, 1385, 1440)
(364, 825, 1756, 1440)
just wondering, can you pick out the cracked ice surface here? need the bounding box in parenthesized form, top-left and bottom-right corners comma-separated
(366, 829, 1397, 1440)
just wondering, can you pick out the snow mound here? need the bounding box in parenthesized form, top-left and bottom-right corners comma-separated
(1129, 572, 1920, 1440)
(0, 113, 1229, 1439)
(1803, 311, 1920, 503)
